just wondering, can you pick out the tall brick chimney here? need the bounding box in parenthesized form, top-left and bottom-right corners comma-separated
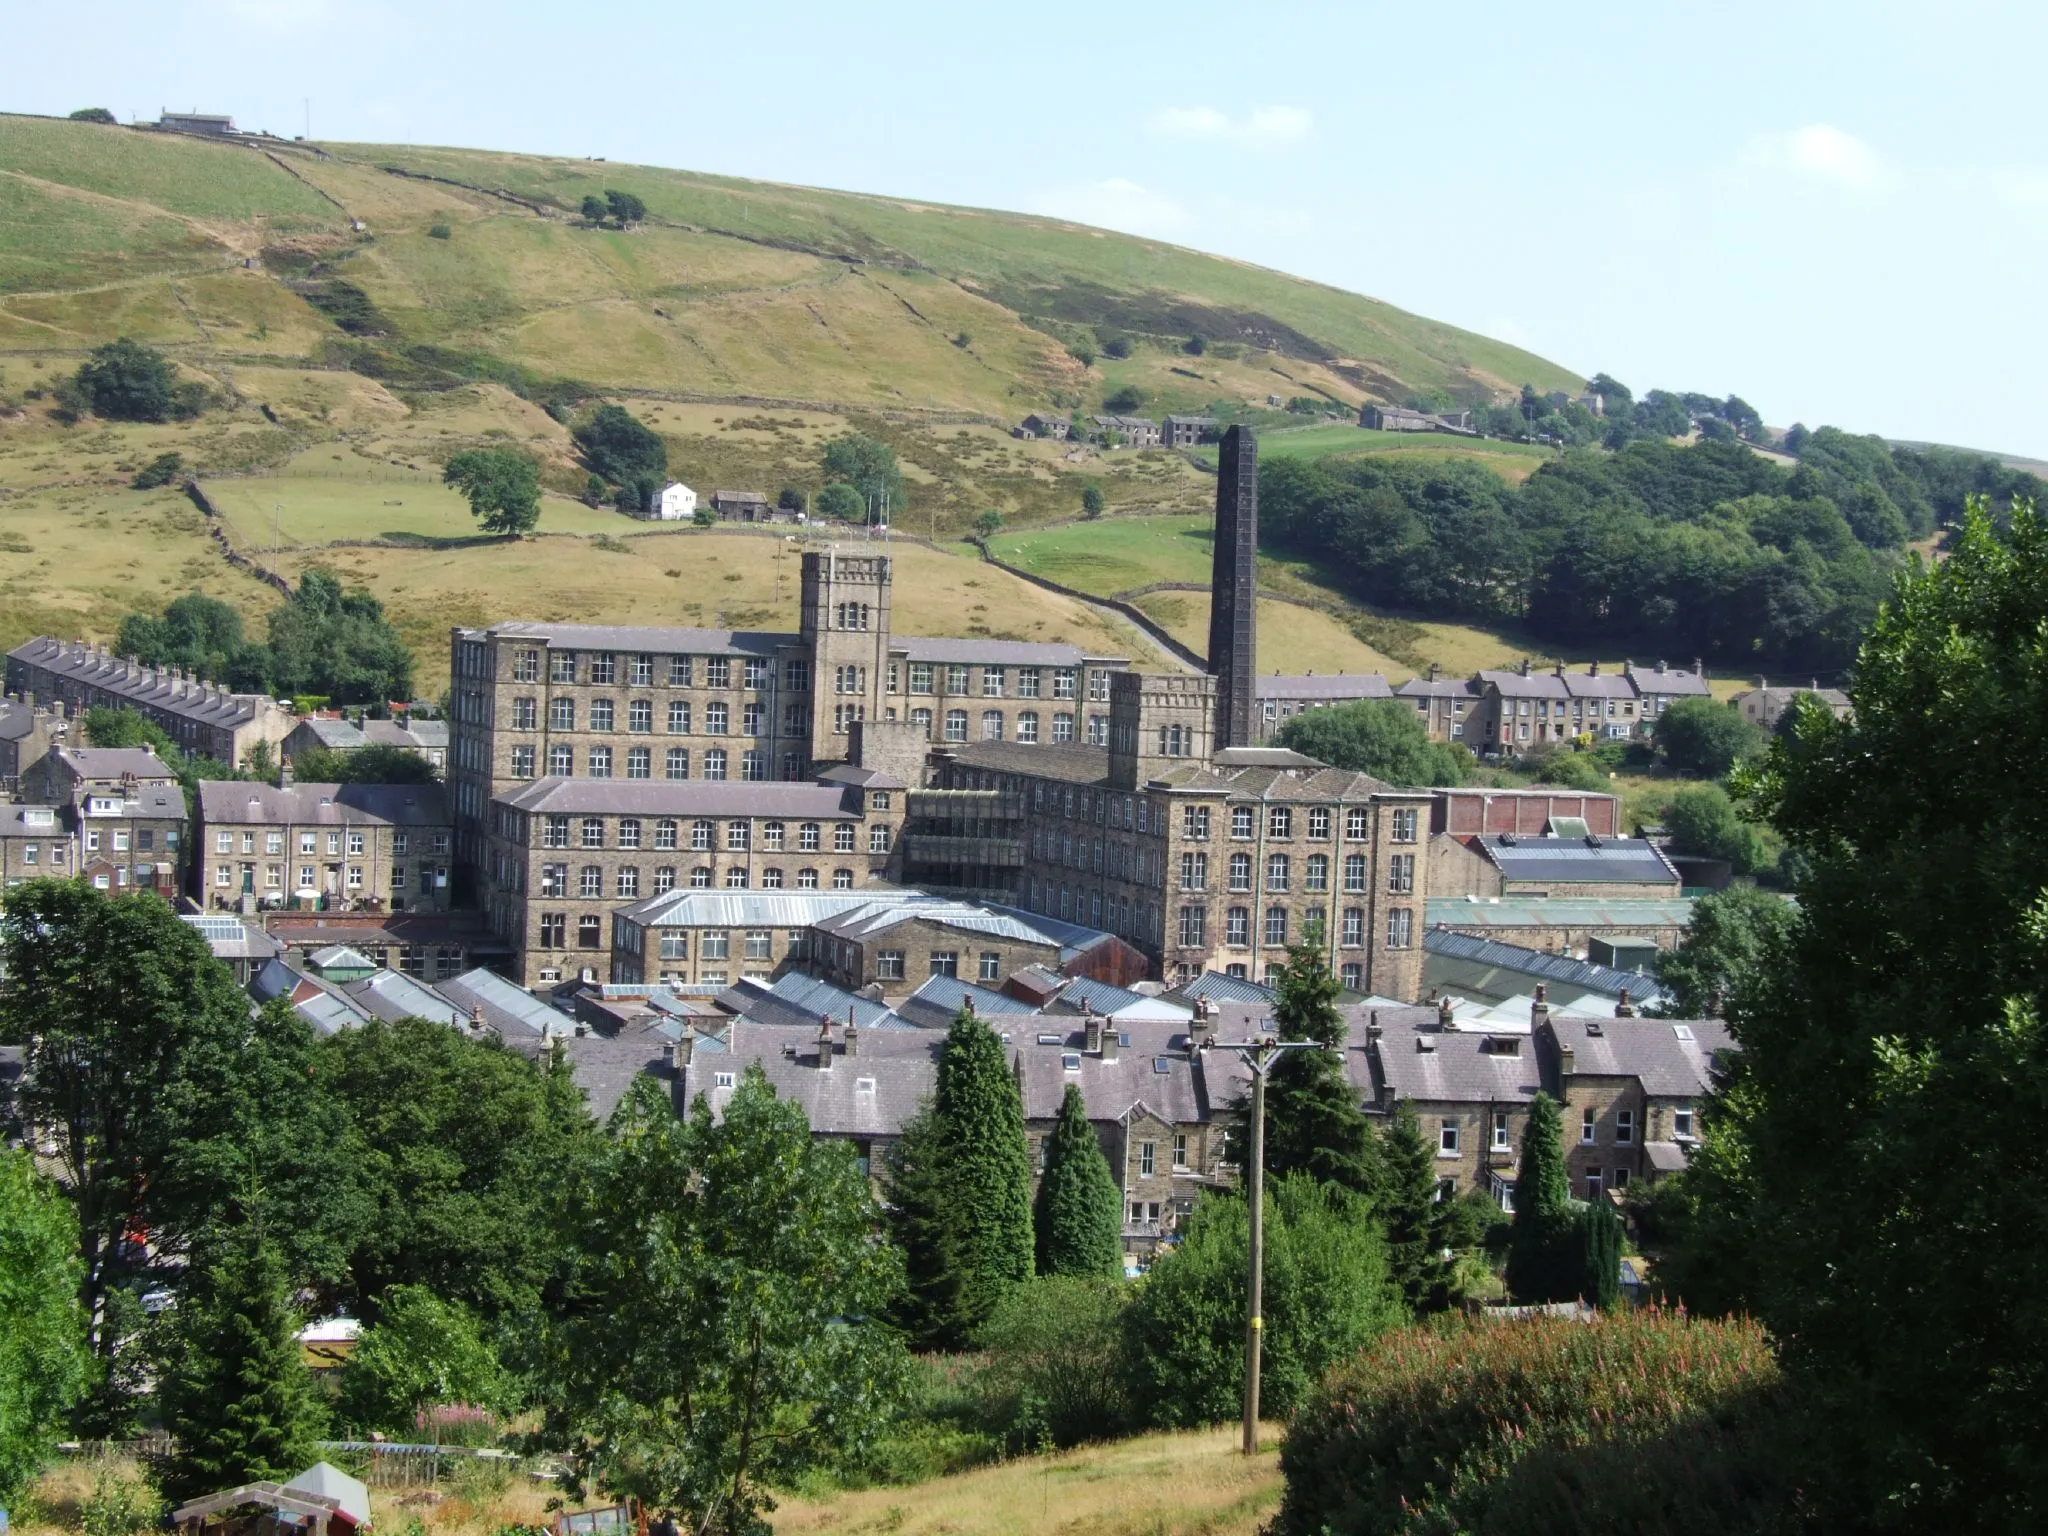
(1208, 424, 1258, 749)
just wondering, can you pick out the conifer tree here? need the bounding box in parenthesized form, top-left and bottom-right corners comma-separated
(1378, 1103, 1446, 1313)
(932, 1006, 1034, 1330)
(884, 1107, 966, 1350)
(1034, 1083, 1123, 1278)
(1577, 1200, 1624, 1310)
(1505, 1091, 1573, 1303)
(156, 1229, 324, 1501)
(1243, 931, 1378, 1196)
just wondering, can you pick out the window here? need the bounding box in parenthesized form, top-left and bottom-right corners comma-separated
(982, 666, 1006, 697)
(909, 663, 934, 694)
(1268, 807, 1292, 839)
(1616, 1108, 1635, 1145)
(1053, 712, 1075, 743)
(1585, 1168, 1603, 1198)
(1439, 1119, 1461, 1155)
(580, 865, 603, 898)
(511, 744, 536, 778)
(1341, 907, 1364, 947)
(1183, 805, 1211, 839)
(1172, 1133, 1189, 1170)
(547, 696, 575, 733)
(761, 867, 783, 888)
(1053, 667, 1076, 699)
(742, 701, 764, 735)
(706, 702, 729, 734)
(702, 930, 730, 960)
(785, 659, 810, 691)
(982, 710, 1004, 740)
(668, 699, 692, 734)
(744, 657, 768, 690)
(704, 748, 727, 781)
(1492, 1111, 1511, 1151)
(628, 698, 653, 733)
(512, 697, 537, 730)
(1266, 854, 1290, 892)
(1674, 1108, 1695, 1139)
(979, 950, 1001, 981)
(1016, 711, 1039, 743)
(1264, 906, 1288, 946)
(944, 709, 968, 742)
(705, 658, 731, 688)
(1305, 853, 1329, 892)
(514, 648, 541, 682)
(690, 819, 714, 851)
(833, 823, 856, 853)
(799, 822, 821, 852)
(1345, 807, 1368, 840)
(581, 816, 605, 849)
(1582, 1107, 1597, 1145)
(539, 913, 566, 947)
(929, 951, 959, 978)
(550, 652, 577, 684)
(1140, 1141, 1156, 1176)
(1226, 906, 1250, 946)
(832, 868, 854, 889)
(1018, 667, 1042, 698)
(1388, 853, 1415, 894)
(944, 663, 970, 694)
(574, 913, 602, 950)
(1231, 806, 1255, 839)
(1391, 807, 1419, 843)
(661, 747, 688, 780)
(691, 867, 713, 887)
(588, 746, 612, 778)
(588, 653, 616, 685)
(1227, 852, 1252, 892)
(877, 949, 905, 979)
(727, 821, 751, 851)
(665, 655, 693, 686)
(590, 698, 616, 732)
(1340, 962, 1363, 989)
(627, 746, 651, 779)
(1178, 905, 1206, 947)
(548, 744, 573, 775)
(617, 866, 640, 898)
(1179, 851, 1208, 890)
(1386, 907, 1414, 948)
(869, 824, 891, 854)
(654, 866, 676, 893)
(745, 929, 773, 961)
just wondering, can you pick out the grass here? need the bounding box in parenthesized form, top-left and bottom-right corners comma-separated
(772, 1425, 1283, 1536)
(202, 472, 630, 545)
(1248, 422, 1560, 483)
(1133, 591, 1410, 677)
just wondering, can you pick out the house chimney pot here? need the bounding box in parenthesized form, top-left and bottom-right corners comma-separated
(1531, 982, 1551, 1026)
(1429, 662, 1441, 682)
(1084, 1009, 1103, 1054)
(845, 1013, 860, 1058)
(1615, 987, 1636, 1018)
(1101, 1021, 1119, 1061)
(1437, 994, 1454, 1028)
(817, 1018, 834, 1065)
(1520, 657, 1531, 677)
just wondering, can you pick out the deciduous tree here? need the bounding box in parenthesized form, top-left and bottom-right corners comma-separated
(75, 339, 176, 422)
(1275, 698, 1468, 786)
(1653, 696, 1764, 779)
(443, 446, 543, 536)
(0, 1151, 89, 1505)
(573, 404, 667, 486)
(1655, 884, 1796, 1018)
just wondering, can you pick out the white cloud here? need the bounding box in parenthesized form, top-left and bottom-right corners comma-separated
(1145, 105, 1312, 148)
(1025, 178, 1191, 238)
(1748, 124, 1890, 191)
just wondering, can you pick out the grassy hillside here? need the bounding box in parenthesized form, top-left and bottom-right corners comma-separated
(0, 111, 1590, 685)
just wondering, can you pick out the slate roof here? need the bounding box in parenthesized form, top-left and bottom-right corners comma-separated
(1478, 669, 1570, 700)
(1396, 675, 1481, 700)
(8, 637, 278, 727)
(198, 781, 452, 827)
(810, 897, 1057, 947)
(817, 764, 907, 790)
(896, 637, 1121, 666)
(47, 746, 176, 782)
(0, 698, 49, 742)
(0, 804, 64, 839)
(1477, 836, 1679, 886)
(1557, 668, 1638, 700)
(894, 974, 1037, 1030)
(292, 717, 366, 749)
(345, 969, 465, 1026)
(464, 622, 791, 657)
(945, 741, 1112, 785)
(364, 718, 448, 750)
(1014, 1020, 1212, 1123)
(1424, 929, 1669, 1006)
(437, 967, 575, 1041)
(496, 777, 858, 818)
(1370, 1009, 1543, 1107)
(558, 1034, 676, 1121)
(1256, 674, 1394, 701)
(732, 970, 913, 1032)
(1426, 896, 1696, 930)
(686, 1020, 943, 1136)
(1631, 664, 1712, 697)
(1546, 1015, 1734, 1097)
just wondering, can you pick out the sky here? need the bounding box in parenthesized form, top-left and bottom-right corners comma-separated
(9, 0, 2047, 456)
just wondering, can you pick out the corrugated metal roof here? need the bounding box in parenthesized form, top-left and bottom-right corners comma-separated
(346, 969, 465, 1025)
(984, 903, 1114, 953)
(618, 888, 881, 928)
(468, 621, 790, 656)
(1426, 896, 1695, 929)
(736, 971, 912, 1032)
(1424, 928, 1669, 1005)
(1055, 976, 1191, 1022)
(439, 967, 575, 1039)
(895, 974, 1036, 1029)
(1479, 836, 1678, 886)
(1169, 971, 1278, 1005)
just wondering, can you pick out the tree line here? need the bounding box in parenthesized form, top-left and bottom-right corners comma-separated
(1261, 425, 2044, 675)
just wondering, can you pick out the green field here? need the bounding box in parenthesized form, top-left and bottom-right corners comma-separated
(202, 472, 631, 546)
(1248, 422, 1561, 481)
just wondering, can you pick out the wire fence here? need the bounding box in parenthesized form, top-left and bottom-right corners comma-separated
(56, 1439, 555, 1492)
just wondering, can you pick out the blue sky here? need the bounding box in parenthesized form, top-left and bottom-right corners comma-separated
(10, 0, 2047, 456)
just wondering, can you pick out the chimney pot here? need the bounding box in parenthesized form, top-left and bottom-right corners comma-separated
(1084, 1011, 1103, 1054)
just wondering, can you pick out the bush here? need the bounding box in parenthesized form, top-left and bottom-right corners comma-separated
(79, 1459, 164, 1536)
(75, 338, 178, 422)
(1103, 385, 1146, 414)
(1528, 749, 1606, 790)
(1120, 1179, 1403, 1429)
(974, 1276, 1130, 1450)
(1653, 696, 1764, 779)
(1273, 1312, 1785, 1536)
(130, 451, 184, 489)
(1663, 783, 1767, 873)
(427, 224, 452, 240)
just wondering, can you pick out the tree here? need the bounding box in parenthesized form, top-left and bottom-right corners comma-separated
(1033, 1084, 1122, 1278)
(604, 189, 647, 225)
(1576, 1199, 1624, 1310)
(1653, 696, 1764, 779)
(316, 1017, 593, 1321)
(973, 509, 1004, 539)
(335, 1285, 508, 1433)
(75, 338, 177, 422)
(1249, 931, 1378, 1195)
(820, 432, 905, 518)
(1377, 1104, 1447, 1314)
(263, 568, 415, 706)
(1656, 884, 1797, 1018)
(572, 404, 667, 485)
(116, 593, 250, 688)
(975, 1276, 1129, 1449)
(0, 1151, 89, 1506)
(1098, 331, 1132, 360)
(1679, 499, 2048, 1524)
(1530, 749, 1606, 791)
(931, 1006, 1034, 1328)
(584, 472, 607, 505)
(776, 486, 806, 514)
(1119, 1177, 1402, 1427)
(1275, 698, 1469, 786)
(1504, 1092, 1573, 1302)
(546, 1072, 906, 1536)
(883, 1107, 966, 1350)
(0, 883, 362, 1380)
(155, 1229, 325, 1502)
(69, 107, 117, 123)
(815, 481, 863, 522)
(443, 447, 543, 536)
(579, 194, 607, 223)
(1103, 385, 1145, 414)
(289, 741, 440, 785)
(1081, 483, 1105, 519)
(1661, 783, 1767, 873)
(1183, 334, 1207, 356)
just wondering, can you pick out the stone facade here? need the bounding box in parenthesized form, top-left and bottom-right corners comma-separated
(1209, 426, 1259, 751)
(194, 781, 454, 914)
(6, 637, 294, 767)
(21, 746, 186, 895)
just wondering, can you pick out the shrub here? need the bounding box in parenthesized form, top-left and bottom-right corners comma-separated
(79, 1459, 164, 1536)
(974, 1275, 1130, 1450)
(1103, 385, 1146, 414)
(75, 339, 177, 422)
(130, 451, 184, 490)
(1528, 748, 1605, 790)
(428, 224, 452, 240)
(1273, 1311, 1784, 1536)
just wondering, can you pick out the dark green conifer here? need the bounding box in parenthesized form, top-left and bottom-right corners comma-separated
(1506, 1091, 1574, 1302)
(1378, 1102, 1445, 1313)
(1578, 1199, 1624, 1310)
(156, 1230, 324, 1500)
(884, 1107, 967, 1350)
(1245, 932, 1379, 1196)
(932, 1005, 1034, 1329)
(1034, 1083, 1123, 1278)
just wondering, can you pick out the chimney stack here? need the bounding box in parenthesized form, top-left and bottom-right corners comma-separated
(1101, 1019, 1119, 1061)
(1559, 1042, 1576, 1080)
(1437, 994, 1454, 1029)
(845, 1008, 860, 1058)
(1207, 425, 1259, 749)
(1531, 982, 1551, 1029)
(1519, 657, 1531, 677)
(675, 1033, 694, 1069)
(1428, 662, 1441, 682)
(1083, 1006, 1102, 1055)
(816, 1018, 834, 1066)
(1615, 987, 1636, 1018)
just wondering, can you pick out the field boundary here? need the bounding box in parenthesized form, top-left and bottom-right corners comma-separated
(186, 480, 295, 597)
(974, 542, 1203, 671)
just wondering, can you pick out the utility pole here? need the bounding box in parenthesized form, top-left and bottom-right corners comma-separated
(1201, 1031, 1323, 1455)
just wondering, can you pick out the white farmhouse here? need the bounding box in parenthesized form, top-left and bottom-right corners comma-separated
(647, 481, 698, 521)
